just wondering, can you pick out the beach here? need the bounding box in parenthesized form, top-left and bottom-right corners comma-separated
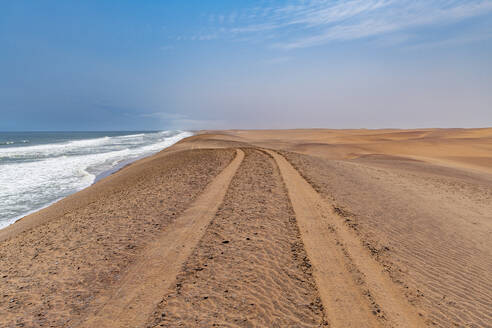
(0, 128, 491, 327)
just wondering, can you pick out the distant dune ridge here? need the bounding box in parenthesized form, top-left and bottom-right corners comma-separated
(0, 128, 491, 327)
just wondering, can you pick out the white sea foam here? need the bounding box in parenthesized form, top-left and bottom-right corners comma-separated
(0, 136, 113, 159)
(0, 130, 192, 229)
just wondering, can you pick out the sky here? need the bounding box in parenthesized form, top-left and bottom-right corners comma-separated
(1, 0, 491, 131)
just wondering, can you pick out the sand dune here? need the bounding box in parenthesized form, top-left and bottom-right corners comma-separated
(218, 128, 492, 174)
(0, 128, 491, 327)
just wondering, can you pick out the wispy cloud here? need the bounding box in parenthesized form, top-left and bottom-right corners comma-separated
(204, 0, 492, 49)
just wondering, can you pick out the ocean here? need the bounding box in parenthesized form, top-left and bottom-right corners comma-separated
(0, 130, 192, 229)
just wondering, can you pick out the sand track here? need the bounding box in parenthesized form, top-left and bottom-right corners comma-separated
(76, 149, 244, 328)
(280, 150, 492, 327)
(148, 149, 326, 327)
(266, 149, 425, 328)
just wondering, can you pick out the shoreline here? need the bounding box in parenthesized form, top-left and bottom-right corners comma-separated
(4, 127, 491, 234)
(0, 145, 237, 327)
(94, 153, 148, 183)
(0, 131, 193, 234)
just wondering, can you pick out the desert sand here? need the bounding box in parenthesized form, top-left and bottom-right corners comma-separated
(0, 128, 491, 327)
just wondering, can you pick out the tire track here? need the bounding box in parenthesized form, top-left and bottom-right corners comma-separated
(148, 148, 326, 327)
(266, 149, 425, 328)
(75, 149, 244, 328)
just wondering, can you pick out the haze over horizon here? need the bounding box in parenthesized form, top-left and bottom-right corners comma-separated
(1, 0, 491, 131)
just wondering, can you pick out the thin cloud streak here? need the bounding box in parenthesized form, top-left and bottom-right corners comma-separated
(207, 0, 492, 49)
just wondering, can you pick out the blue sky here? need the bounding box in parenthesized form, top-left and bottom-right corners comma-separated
(1, 0, 491, 130)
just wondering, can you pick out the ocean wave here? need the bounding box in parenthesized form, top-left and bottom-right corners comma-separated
(114, 133, 146, 139)
(0, 140, 31, 145)
(0, 131, 186, 161)
(0, 136, 110, 158)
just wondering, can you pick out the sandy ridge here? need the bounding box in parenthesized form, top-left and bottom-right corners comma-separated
(266, 149, 425, 328)
(75, 149, 244, 328)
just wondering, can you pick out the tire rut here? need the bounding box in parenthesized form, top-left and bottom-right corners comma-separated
(266, 149, 425, 328)
(75, 149, 244, 328)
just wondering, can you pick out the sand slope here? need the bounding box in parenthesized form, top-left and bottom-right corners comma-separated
(77, 150, 244, 328)
(0, 128, 491, 327)
(0, 149, 235, 327)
